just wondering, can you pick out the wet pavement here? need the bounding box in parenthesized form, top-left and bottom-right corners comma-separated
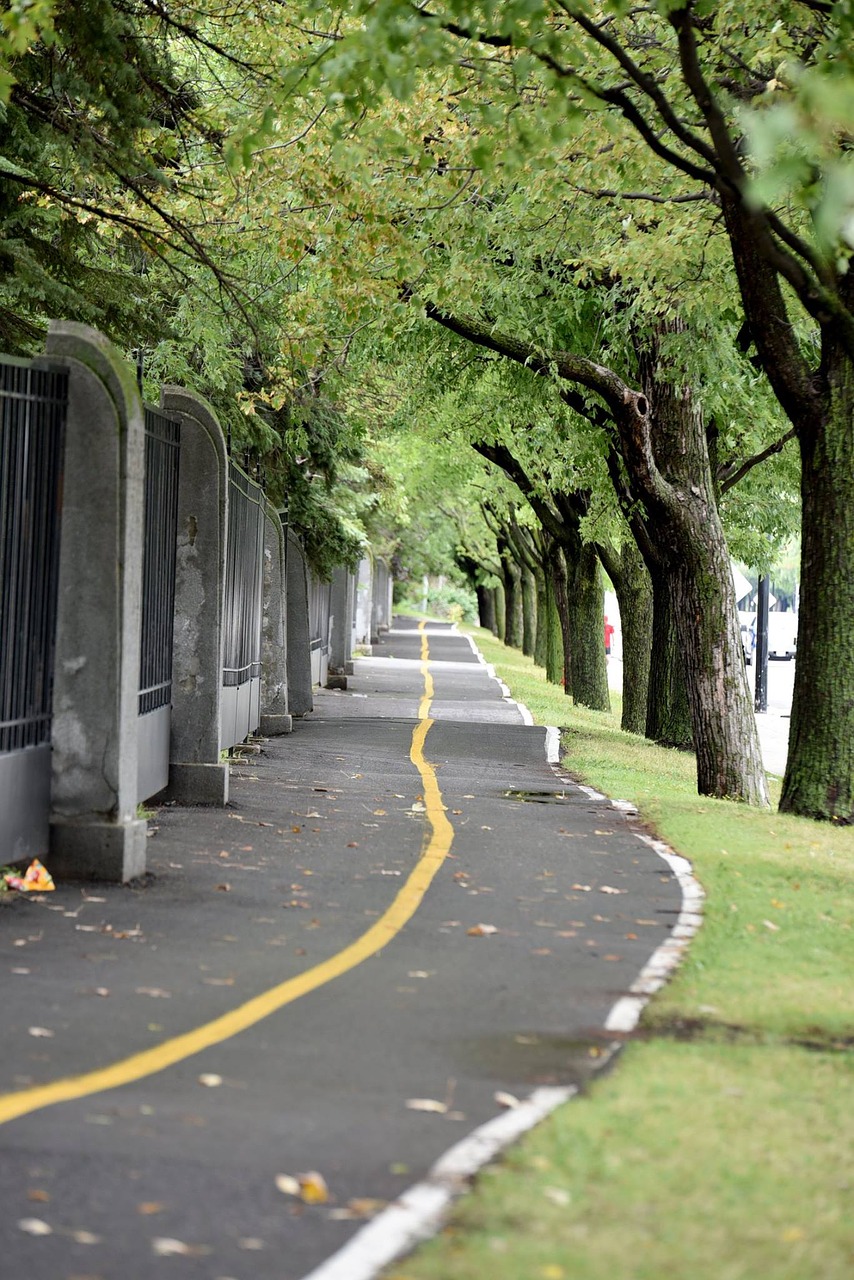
(0, 620, 682, 1280)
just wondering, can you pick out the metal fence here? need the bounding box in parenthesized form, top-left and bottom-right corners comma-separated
(0, 357, 67, 856)
(220, 462, 265, 749)
(137, 406, 181, 801)
(308, 574, 332, 686)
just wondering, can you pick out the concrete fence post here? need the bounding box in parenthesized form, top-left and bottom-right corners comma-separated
(158, 386, 229, 806)
(326, 566, 354, 689)
(353, 556, 373, 654)
(45, 322, 147, 882)
(261, 501, 292, 735)
(286, 530, 313, 716)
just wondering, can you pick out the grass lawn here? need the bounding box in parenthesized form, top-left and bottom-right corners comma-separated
(385, 626, 853, 1280)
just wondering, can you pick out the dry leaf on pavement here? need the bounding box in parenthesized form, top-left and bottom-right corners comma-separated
(18, 1218, 52, 1235)
(405, 1098, 448, 1113)
(467, 923, 498, 936)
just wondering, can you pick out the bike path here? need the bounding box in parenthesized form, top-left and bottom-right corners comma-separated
(0, 621, 682, 1280)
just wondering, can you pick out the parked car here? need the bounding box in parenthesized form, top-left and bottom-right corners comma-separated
(768, 612, 798, 660)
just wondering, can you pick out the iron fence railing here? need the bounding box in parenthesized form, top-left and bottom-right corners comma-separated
(222, 462, 264, 690)
(308, 574, 331, 655)
(138, 407, 181, 716)
(0, 359, 67, 754)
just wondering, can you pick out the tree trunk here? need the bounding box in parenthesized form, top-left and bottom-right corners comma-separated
(476, 583, 497, 634)
(548, 542, 572, 696)
(534, 567, 549, 669)
(781, 347, 854, 821)
(521, 566, 537, 657)
(597, 537, 652, 735)
(564, 532, 610, 712)
(625, 347, 768, 804)
(543, 566, 564, 685)
(501, 551, 523, 649)
(493, 583, 506, 642)
(646, 567, 693, 748)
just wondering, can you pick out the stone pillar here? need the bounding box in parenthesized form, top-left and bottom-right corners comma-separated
(353, 556, 373, 654)
(45, 322, 147, 882)
(286, 529, 313, 717)
(260, 501, 292, 734)
(157, 386, 229, 806)
(326, 566, 354, 690)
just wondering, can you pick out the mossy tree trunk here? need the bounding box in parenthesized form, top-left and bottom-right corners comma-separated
(476, 583, 497, 634)
(499, 538, 523, 649)
(597, 536, 652, 736)
(780, 338, 854, 820)
(564, 530, 610, 712)
(521, 568, 537, 656)
(646, 566, 693, 748)
(620, 339, 767, 805)
(534, 567, 549, 669)
(493, 582, 506, 642)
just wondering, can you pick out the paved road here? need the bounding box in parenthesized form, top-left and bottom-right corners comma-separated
(0, 622, 682, 1280)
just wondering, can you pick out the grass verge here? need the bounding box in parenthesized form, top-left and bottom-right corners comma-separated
(385, 627, 853, 1280)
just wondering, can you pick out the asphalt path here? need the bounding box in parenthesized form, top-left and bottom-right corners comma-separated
(0, 620, 682, 1280)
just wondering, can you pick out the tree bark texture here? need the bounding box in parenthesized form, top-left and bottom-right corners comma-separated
(493, 583, 506, 642)
(781, 345, 854, 821)
(521, 566, 537, 657)
(627, 350, 768, 804)
(476, 583, 497, 635)
(564, 530, 610, 712)
(646, 567, 693, 748)
(597, 537, 652, 735)
(534, 568, 549, 669)
(548, 543, 573, 696)
(500, 548, 523, 650)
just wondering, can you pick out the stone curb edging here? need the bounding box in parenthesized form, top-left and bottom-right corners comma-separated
(300, 632, 704, 1280)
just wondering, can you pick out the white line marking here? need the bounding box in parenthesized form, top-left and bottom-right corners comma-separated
(300, 1088, 577, 1280)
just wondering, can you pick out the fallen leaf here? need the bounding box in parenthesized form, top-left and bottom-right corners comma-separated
(19, 1218, 52, 1235)
(494, 1091, 520, 1109)
(27, 1190, 50, 1203)
(135, 987, 171, 998)
(406, 1097, 448, 1113)
(71, 1230, 101, 1245)
(137, 1203, 165, 1216)
(298, 1172, 329, 1204)
(594, 830, 613, 836)
(215, 883, 231, 892)
(28, 1026, 54, 1038)
(151, 1238, 210, 1257)
(531, 948, 552, 956)
(467, 923, 498, 936)
(452, 809, 463, 815)
(763, 919, 781, 932)
(275, 1174, 301, 1197)
(571, 884, 592, 892)
(198, 1073, 223, 1088)
(291, 826, 302, 834)
(543, 1187, 571, 1207)
(373, 809, 387, 816)
(624, 932, 638, 940)
(599, 886, 625, 895)
(347, 842, 359, 848)
(238, 1237, 266, 1249)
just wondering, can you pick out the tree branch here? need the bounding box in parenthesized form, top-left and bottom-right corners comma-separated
(718, 427, 797, 494)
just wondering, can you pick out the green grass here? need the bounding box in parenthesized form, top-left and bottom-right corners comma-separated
(385, 627, 854, 1280)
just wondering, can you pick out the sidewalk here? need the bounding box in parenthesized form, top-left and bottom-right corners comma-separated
(1, 622, 683, 1280)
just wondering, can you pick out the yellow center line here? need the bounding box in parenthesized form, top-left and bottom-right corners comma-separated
(0, 620, 452, 1128)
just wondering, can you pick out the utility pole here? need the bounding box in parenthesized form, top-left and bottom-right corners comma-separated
(754, 574, 769, 713)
